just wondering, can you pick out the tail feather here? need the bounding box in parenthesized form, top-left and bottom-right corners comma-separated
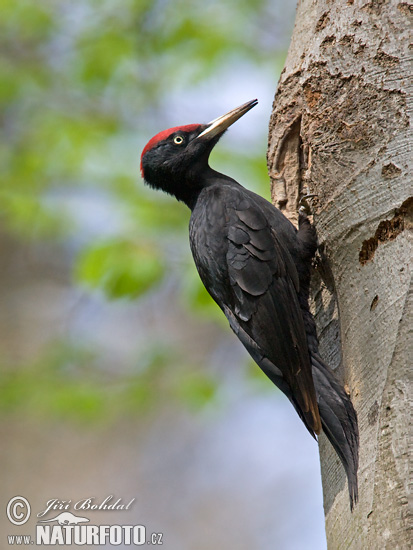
(297, 214, 359, 508)
(311, 353, 359, 509)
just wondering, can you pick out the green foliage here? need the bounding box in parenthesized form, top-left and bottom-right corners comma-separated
(173, 371, 217, 410)
(0, 191, 69, 239)
(1, 0, 292, 420)
(0, 342, 218, 423)
(181, 260, 228, 325)
(76, 239, 165, 299)
(0, 0, 287, 305)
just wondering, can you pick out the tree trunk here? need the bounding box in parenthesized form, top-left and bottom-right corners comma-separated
(267, 1, 412, 548)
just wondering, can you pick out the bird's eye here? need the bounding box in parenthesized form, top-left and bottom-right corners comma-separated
(173, 135, 184, 145)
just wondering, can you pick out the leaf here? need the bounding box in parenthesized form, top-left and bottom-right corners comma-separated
(75, 239, 165, 299)
(173, 371, 217, 410)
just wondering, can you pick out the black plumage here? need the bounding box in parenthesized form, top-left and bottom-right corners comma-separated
(140, 99, 359, 508)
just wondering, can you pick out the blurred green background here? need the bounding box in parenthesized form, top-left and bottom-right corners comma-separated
(1, 1, 327, 548)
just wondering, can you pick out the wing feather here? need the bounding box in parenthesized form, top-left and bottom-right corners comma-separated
(190, 185, 321, 434)
(226, 196, 321, 434)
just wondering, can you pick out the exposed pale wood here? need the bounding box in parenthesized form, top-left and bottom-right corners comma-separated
(267, 0, 412, 547)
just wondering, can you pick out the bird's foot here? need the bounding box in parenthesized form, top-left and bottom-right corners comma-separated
(298, 194, 318, 217)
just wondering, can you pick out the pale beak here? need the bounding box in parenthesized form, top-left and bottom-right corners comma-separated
(197, 99, 258, 139)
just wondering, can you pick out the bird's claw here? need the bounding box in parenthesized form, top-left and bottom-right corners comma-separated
(298, 194, 318, 216)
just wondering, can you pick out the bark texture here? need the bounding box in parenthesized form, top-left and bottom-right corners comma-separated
(267, 1, 412, 548)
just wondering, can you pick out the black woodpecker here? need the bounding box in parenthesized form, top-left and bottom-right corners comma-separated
(140, 99, 359, 509)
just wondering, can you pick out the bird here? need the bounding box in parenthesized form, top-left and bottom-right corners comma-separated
(140, 99, 359, 509)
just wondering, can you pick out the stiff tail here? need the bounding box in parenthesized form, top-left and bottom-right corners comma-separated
(297, 212, 359, 508)
(311, 352, 359, 510)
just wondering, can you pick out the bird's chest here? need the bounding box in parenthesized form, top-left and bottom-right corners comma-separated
(189, 197, 229, 293)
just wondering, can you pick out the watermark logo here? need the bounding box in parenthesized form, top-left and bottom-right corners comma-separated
(38, 512, 89, 526)
(6, 497, 31, 526)
(6, 495, 163, 546)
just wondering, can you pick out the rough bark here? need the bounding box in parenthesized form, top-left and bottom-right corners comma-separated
(267, 1, 412, 548)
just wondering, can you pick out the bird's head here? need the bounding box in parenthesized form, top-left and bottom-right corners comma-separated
(140, 99, 258, 207)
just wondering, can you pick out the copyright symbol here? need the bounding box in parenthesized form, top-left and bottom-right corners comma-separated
(6, 496, 31, 525)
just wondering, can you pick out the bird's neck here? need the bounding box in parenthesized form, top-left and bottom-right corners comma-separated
(183, 167, 238, 210)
